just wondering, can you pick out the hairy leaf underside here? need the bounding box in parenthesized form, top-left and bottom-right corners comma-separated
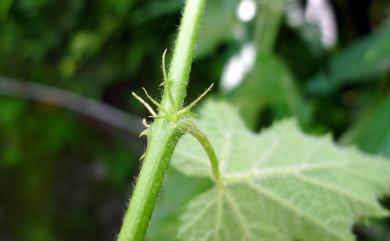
(172, 101, 390, 241)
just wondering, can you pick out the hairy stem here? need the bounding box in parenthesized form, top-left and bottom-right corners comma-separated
(180, 120, 223, 187)
(116, 1, 207, 241)
(162, 0, 207, 112)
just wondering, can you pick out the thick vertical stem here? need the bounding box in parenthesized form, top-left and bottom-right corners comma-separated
(116, 1, 207, 241)
(162, 0, 207, 112)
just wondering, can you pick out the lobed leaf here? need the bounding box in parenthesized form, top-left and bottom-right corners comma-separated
(172, 100, 390, 241)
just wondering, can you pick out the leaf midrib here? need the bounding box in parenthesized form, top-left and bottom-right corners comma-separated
(223, 162, 350, 183)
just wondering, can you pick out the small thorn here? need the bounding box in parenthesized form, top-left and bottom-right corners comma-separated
(162, 49, 169, 82)
(139, 129, 148, 138)
(152, 115, 165, 119)
(139, 153, 145, 161)
(141, 88, 170, 115)
(142, 118, 150, 128)
(178, 83, 214, 115)
(142, 87, 161, 108)
(160, 50, 177, 110)
(132, 92, 157, 116)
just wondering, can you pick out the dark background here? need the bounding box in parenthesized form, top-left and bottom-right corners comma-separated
(0, 0, 389, 240)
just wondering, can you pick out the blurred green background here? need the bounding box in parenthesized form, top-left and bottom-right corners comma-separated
(0, 0, 389, 240)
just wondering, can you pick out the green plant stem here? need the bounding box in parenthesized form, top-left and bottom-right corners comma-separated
(163, 0, 207, 111)
(116, 1, 207, 241)
(254, 0, 283, 53)
(180, 120, 223, 187)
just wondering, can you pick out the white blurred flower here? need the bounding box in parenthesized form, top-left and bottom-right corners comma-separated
(237, 0, 257, 22)
(221, 43, 256, 91)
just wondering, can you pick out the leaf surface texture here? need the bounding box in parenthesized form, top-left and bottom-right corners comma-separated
(172, 101, 390, 241)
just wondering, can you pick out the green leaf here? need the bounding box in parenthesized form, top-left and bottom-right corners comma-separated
(341, 92, 390, 157)
(130, 0, 184, 24)
(229, 53, 311, 128)
(308, 23, 390, 94)
(172, 101, 390, 241)
(147, 168, 212, 241)
(0, 0, 13, 20)
(0, 97, 25, 125)
(196, 0, 237, 58)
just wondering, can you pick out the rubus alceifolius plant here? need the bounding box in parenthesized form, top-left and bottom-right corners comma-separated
(116, 0, 390, 241)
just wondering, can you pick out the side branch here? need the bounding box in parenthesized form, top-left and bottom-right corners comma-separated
(180, 120, 223, 188)
(0, 76, 143, 135)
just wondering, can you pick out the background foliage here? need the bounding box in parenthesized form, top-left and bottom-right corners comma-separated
(0, 0, 389, 240)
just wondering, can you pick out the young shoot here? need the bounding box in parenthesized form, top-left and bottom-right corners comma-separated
(132, 50, 214, 124)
